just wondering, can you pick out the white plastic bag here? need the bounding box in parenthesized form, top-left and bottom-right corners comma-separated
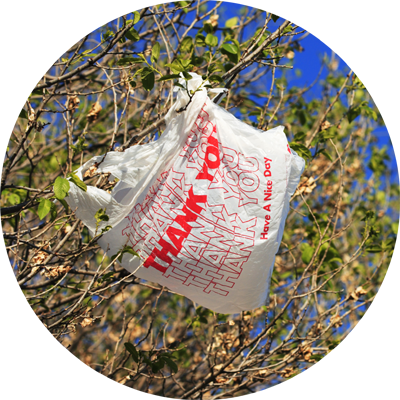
(66, 73, 304, 314)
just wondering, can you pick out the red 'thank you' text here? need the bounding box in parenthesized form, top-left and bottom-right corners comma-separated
(143, 132, 221, 273)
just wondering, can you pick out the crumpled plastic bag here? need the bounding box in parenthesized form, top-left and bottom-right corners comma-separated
(66, 73, 305, 314)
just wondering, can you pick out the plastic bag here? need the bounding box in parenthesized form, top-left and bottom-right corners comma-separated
(66, 73, 305, 314)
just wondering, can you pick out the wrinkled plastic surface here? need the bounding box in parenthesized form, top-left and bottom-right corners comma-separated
(66, 73, 305, 314)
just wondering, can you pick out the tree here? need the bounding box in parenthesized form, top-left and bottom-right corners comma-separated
(1, 1, 398, 398)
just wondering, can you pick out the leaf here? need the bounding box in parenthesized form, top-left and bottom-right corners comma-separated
(182, 71, 193, 80)
(180, 37, 193, 53)
(366, 244, 383, 253)
(125, 27, 140, 42)
(38, 199, 52, 220)
(315, 149, 333, 161)
(347, 105, 361, 123)
(95, 208, 109, 223)
(225, 17, 238, 28)
(289, 142, 312, 160)
(152, 359, 165, 373)
(361, 105, 378, 121)
(99, 272, 114, 282)
(282, 25, 293, 34)
(54, 177, 70, 200)
(151, 42, 160, 63)
(361, 210, 375, 221)
(221, 43, 238, 54)
(203, 23, 214, 34)
(68, 173, 87, 192)
(70, 136, 87, 154)
(19, 109, 28, 119)
(271, 14, 279, 22)
(162, 356, 178, 373)
(220, 41, 240, 63)
(198, 315, 208, 324)
(301, 243, 314, 264)
(50, 202, 58, 222)
(103, 30, 114, 40)
(58, 198, 69, 213)
(383, 238, 396, 251)
(205, 34, 218, 47)
(121, 246, 140, 258)
(132, 11, 141, 25)
(101, 225, 112, 233)
(111, 245, 140, 263)
(165, 59, 186, 73)
(158, 74, 181, 82)
(6, 193, 20, 206)
(141, 67, 155, 91)
(195, 34, 206, 47)
(124, 342, 139, 363)
(392, 222, 400, 235)
(179, 1, 189, 13)
(208, 75, 223, 83)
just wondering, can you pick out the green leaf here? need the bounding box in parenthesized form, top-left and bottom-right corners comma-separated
(99, 272, 115, 282)
(124, 342, 139, 363)
(70, 136, 87, 154)
(117, 57, 143, 65)
(179, 1, 189, 13)
(301, 243, 314, 264)
(162, 356, 178, 373)
(54, 177, 70, 200)
(320, 149, 333, 162)
(158, 74, 181, 82)
(151, 42, 160, 63)
(205, 34, 218, 47)
(195, 34, 206, 47)
(361, 210, 375, 221)
(366, 244, 383, 253)
(182, 71, 193, 80)
(203, 23, 214, 34)
(111, 245, 140, 263)
(208, 75, 223, 83)
(289, 142, 312, 160)
(220, 43, 240, 64)
(271, 14, 279, 22)
(180, 37, 193, 53)
(165, 59, 186, 73)
(101, 225, 112, 233)
(392, 222, 400, 235)
(125, 27, 140, 42)
(6, 193, 20, 206)
(50, 202, 58, 222)
(198, 315, 208, 324)
(347, 105, 361, 123)
(152, 359, 165, 373)
(383, 238, 396, 251)
(19, 109, 29, 120)
(221, 43, 238, 54)
(68, 173, 87, 192)
(132, 11, 141, 25)
(95, 208, 109, 223)
(141, 67, 155, 91)
(361, 105, 378, 121)
(103, 30, 114, 40)
(58, 198, 69, 213)
(38, 199, 52, 220)
(225, 17, 238, 28)
(282, 25, 293, 34)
